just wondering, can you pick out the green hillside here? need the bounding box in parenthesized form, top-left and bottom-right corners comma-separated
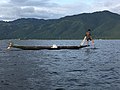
(0, 10, 120, 39)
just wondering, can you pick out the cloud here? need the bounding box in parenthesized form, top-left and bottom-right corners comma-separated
(60, 0, 120, 16)
(10, 0, 58, 7)
(0, 0, 120, 21)
(10, 0, 28, 4)
(0, 6, 62, 21)
(0, 0, 62, 21)
(91, 0, 120, 11)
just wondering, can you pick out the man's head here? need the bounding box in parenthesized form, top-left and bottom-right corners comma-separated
(88, 29, 91, 31)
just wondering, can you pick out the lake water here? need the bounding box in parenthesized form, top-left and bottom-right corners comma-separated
(0, 40, 120, 90)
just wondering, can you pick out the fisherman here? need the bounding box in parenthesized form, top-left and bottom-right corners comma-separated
(85, 29, 94, 46)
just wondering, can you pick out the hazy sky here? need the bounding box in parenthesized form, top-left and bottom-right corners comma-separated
(0, 0, 120, 21)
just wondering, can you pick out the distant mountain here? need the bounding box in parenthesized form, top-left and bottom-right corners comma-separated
(0, 10, 120, 39)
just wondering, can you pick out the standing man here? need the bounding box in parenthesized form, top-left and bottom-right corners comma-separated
(85, 29, 94, 46)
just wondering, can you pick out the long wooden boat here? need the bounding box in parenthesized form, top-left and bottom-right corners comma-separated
(7, 42, 89, 50)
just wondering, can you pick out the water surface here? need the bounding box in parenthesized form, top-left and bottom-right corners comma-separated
(0, 40, 120, 90)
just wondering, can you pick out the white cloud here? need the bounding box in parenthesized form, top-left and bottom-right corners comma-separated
(60, 0, 120, 16)
(0, 0, 120, 21)
(0, 0, 61, 20)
